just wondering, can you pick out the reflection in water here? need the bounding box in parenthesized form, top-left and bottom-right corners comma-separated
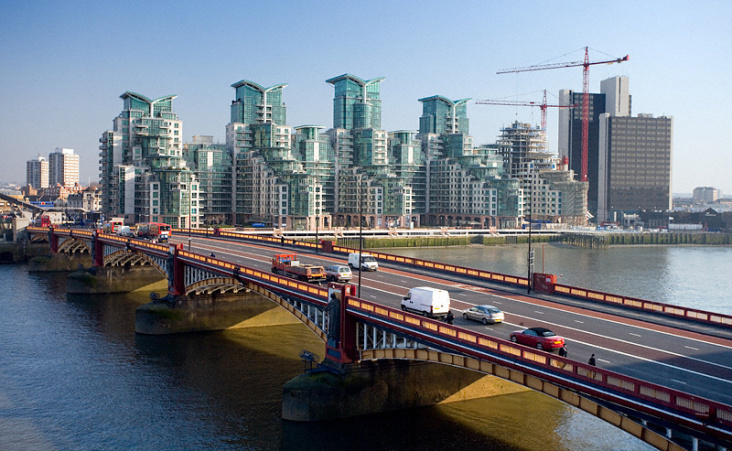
(0, 263, 655, 450)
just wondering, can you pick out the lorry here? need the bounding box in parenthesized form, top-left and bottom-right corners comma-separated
(103, 218, 125, 234)
(271, 253, 326, 283)
(348, 252, 379, 271)
(400, 286, 451, 319)
(136, 222, 171, 242)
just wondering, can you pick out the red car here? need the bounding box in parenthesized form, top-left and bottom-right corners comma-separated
(510, 327, 565, 352)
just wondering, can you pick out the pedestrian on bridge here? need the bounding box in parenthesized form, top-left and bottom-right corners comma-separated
(558, 345, 567, 358)
(445, 310, 454, 325)
(588, 354, 596, 366)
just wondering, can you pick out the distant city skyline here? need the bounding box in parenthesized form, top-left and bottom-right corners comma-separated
(1, 1, 730, 193)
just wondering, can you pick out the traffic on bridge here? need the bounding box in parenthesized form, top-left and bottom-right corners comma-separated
(28, 226, 732, 450)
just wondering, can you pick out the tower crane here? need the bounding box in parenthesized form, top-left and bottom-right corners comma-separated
(497, 47, 629, 182)
(475, 90, 575, 131)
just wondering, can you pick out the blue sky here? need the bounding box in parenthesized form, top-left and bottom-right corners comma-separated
(1, 0, 730, 194)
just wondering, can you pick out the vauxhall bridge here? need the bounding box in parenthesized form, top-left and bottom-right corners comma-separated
(26, 226, 732, 451)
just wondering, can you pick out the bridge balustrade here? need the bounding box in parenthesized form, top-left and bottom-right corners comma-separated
(29, 224, 732, 328)
(24, 226, 732, 446)
(345, 296, 732, 440)
(554, 283, 732, 328)
(180, 227, 732, 330)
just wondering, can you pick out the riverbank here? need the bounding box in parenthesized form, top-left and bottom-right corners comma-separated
(0, 240, 49, 263)
(336, 231, 732, 250)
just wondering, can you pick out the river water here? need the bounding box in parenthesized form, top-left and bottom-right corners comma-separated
(387, 243, 732, 315)
(3, 244, 727, 450)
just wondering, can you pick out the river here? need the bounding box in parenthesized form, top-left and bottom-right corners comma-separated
(3, 244, 727, 450)
(386, 243, 732, 315)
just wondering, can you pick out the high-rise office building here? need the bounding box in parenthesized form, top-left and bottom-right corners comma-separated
(559, 76, 672, 223)
(693, 187, 719, 204)
(597, 113, 672, 223)
(26, 156, 49, 189)
(49, 147, 80, 187)
(99, 92, 199, 226)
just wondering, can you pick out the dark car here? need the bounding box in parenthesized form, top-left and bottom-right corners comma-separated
(509, 327, 565, 352)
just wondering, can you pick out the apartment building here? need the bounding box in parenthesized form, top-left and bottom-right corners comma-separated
(99, 92, 199, 227)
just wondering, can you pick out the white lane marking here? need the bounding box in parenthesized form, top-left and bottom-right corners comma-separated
(189, 241, 732, 371)
(425, 276, 732, 354)
(598, 359, 610, 364)
(629, 333, 641, 337)
(671, 379, 688, 385)
(685, 346, 699, 351)
(574, 320, 584, 324)
(534, 311, 544, 315)
(498, 320, 732, 385)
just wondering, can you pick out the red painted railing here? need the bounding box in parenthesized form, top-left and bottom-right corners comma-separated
(553, 284, 732, 328)
(346, 296, 732, 435)
(28, 226, 732, 440)
(32, 227, 732, 328)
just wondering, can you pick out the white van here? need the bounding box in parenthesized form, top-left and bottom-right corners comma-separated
(401, 287, 451, 319)
(348, 252, 379, 271)
(116, 226, 135, 237)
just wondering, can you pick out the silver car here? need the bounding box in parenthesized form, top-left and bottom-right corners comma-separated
(462, 305, 504, 325)
(323, 264, 353, 282)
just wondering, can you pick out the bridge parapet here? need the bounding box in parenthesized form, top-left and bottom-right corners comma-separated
(177, 227, 732, 330)
(26, 226, 732, 448)
(345, 295, 732, 448)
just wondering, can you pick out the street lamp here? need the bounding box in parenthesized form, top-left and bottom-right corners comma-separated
(188, 178, 192, 251)
(357, 176, 364, 298)
(315, 213, 319, 254)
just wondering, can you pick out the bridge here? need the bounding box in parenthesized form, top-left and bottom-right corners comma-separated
(27, 226, 732, 451)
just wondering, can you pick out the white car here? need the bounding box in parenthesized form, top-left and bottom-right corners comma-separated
(462, 305, 504, 325)
(323, 264, 353, 282)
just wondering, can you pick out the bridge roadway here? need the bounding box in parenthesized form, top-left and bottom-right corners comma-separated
(173, 234, 732, 408)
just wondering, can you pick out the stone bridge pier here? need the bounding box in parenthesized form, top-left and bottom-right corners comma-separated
(282, 359, 528, 421)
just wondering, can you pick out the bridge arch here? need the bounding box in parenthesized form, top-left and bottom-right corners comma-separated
(104, 249, 167, 276)
(58, 237, 91, 255)
(361, 347, 684, 451)
(231, 281, 328, 344)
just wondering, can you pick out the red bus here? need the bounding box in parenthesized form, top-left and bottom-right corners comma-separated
(136, 222, 171, 241)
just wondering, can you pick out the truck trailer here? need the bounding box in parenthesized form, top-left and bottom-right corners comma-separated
(271, 253, 326, 283)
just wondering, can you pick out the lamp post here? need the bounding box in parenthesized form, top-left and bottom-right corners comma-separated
(187, 178, 192, 251)
(315, 213, 319, 254)
(357, 176, 363, 298)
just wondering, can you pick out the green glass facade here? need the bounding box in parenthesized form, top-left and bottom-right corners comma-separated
(98, 92, 200, 227)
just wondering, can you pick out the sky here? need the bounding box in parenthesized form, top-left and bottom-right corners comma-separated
(1, 0, 730, 195)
